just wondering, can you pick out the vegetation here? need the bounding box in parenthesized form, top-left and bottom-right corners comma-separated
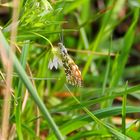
(0, 0, 140, 140)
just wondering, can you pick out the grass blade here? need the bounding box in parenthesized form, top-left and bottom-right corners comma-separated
(0, 30, 64, 140)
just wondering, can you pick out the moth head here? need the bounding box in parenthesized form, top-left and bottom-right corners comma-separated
(58, 43, 67, 54)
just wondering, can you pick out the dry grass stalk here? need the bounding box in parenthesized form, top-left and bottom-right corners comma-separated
(1, 0, 19, 139)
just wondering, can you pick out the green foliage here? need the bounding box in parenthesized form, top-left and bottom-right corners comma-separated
(0, 0, 140, 140)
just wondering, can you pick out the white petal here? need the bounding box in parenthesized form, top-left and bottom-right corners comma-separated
(53, 57, 59, 69)
(48, 60, 53, 70)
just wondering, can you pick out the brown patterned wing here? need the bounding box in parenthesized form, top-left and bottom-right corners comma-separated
(58, 43, 82, 87)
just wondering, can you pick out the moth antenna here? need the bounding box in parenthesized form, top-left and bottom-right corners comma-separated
(59, 29, 64, 43)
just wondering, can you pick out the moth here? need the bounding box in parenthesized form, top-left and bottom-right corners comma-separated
(58, 43, 82, 87)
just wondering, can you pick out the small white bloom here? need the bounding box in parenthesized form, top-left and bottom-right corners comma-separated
(48, 56, 62, 70)
(48, 59, 53, 70)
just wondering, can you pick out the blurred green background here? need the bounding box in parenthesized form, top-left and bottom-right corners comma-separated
(0, 0, 140, 140)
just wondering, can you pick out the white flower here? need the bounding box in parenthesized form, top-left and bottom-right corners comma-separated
(48, 56, 62, 70)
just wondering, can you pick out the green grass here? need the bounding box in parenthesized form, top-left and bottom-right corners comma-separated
(0, 0, 140, 140)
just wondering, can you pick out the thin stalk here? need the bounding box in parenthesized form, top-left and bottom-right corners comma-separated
(67, 48, 115, 56)
(15, 42, 29, 140)
(101, 36, 112, 109)
(122, 82, 128, 134)
(102, 37, 112, 96)
(1, 0, 19, 139)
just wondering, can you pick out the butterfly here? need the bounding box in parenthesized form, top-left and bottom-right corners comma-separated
(48, 43, 82, 87)
(58, 43, 82, 87)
